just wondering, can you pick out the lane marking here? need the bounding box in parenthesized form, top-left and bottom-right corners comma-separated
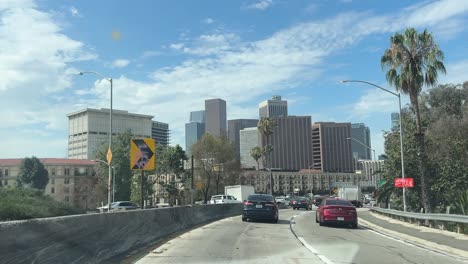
(289, 213, 335, 264)
(297, 237, 335, 264)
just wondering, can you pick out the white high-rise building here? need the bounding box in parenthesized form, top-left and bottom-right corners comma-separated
(259, 95, 288, 118)
(67, 108, 153, 159)
(240, 127, 259, 169)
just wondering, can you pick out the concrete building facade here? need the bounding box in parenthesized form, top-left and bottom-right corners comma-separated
(240, 127, 260, 169)
(67, 108, 153, 159)
(259, 95, 288, 118)
(357, 160, 385, 187)
(152, 121, 170, 146)
(228, 119, 259, 161)
(205, 99, 227, 138)
(185, 122, 205, 155)
(0, 158, 100, 209)
(259, 116, 313, 171)
(351, 123, 371, 160)
(311, 122, 354, 173)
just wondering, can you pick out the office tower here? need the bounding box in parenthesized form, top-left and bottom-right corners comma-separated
(190, 110, 205, 123)
(67, 108, 153, 159)
(351, 123, 371, 160)
(240, 127, 260, 169)
(185, 110, 206, 155)
(259, 95, 288, 118)
(228, 119, 259, 161)
(205, 99, 227, 138)
(151, 121, 170, 146)
(311, 122, 354, 173)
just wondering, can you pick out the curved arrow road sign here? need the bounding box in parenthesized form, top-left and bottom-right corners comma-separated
(130, 138, 155, 170)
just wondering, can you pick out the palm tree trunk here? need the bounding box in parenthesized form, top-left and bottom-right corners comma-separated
(412, 95, 432, 213)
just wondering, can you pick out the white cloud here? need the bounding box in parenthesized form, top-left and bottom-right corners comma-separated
(141, 50, 161, 59)
(111, 59, 130, 68)
(0, 0, 95, 158)
(69, 6, 79, 17)
(440, 60, 468, 84)
(246, 0, 273, 10)
(169, 43, 184, 50)
(203, 18, 214, 24)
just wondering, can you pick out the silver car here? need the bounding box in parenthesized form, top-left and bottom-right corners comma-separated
(97, 201, 140, 212)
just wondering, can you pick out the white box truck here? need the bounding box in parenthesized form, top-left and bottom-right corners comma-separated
(338, 186, 361, 201)
(225, 185, 255, 202)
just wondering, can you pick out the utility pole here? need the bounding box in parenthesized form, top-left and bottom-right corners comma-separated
(140, 171, 144, 209)
(191, 155, 194, 205)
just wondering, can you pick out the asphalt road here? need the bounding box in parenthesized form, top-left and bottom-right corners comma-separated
(134, 208, 465, 264)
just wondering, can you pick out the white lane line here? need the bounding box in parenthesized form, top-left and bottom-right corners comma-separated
(297, 237, 335, 264)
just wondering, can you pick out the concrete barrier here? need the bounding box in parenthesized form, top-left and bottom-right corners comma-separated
(0, 204, 242, 264)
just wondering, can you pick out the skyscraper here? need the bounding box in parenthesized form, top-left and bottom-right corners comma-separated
(351, 123, 371, 160)
(205, 98, 227, 138)
(311, 122, 354, 173)
(185, 110, 205, 155)
(152, 121, 170, 146)
(391, 112, 400, 132)
(240, 127, 260, 169)
(259, 116, 313, 171)
(259, 95, 288, 118)
(228, 119, 259, 161)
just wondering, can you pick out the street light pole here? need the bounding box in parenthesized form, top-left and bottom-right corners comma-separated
(79, 71, 113, 212)
(341, 80, 407, 211)
(93, 159, 115, 204)
(346, 137, 375, 160)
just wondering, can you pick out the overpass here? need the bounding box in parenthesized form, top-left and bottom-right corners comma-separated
(1, 204, 467, 264)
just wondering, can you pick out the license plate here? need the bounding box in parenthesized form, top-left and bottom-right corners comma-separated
(256, 205, 263, 208)
(337, 217, 344, 221)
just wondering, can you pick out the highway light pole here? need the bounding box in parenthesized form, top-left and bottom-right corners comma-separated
(346, 137, 376, 161)
(79, 71, 113, 211)
(341, 80, 406, 212)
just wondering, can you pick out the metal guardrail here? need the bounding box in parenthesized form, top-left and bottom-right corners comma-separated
(370, 207, 468, 233)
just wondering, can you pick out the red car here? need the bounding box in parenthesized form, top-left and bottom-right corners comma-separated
(315, 198, 358, 228)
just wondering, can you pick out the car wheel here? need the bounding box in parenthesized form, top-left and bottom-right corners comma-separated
(242, 217, 247, 222)
(272, 217, 278, 224)
(352, 222, 358, 229)
(319, 216, 324, 226)
(315, 215, 319, 223)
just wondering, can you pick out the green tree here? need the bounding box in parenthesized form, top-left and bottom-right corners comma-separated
(94, 130, 133, 202)
(250, 146, 262, 170)
(17, 157, 49, 190)
(381, 28, 446, 213)
(191, 134, 236, 202)
(258, 117, 276, 194)
(129, 172, 154, 206)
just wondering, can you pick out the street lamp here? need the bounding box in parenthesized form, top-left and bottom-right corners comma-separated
(346, 137, 376, 161)
(93, 159, 116, 203)
(341, 80, 406, 212)
(79, 71, 113, 211)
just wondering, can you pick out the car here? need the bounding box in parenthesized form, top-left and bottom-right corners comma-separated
(350, 200, 363, 208)
(289, 197, 298, 207)
(209, 195, 241, 204)
(242, 194, 278, 223)
(312, 196, 323, 206)
(315, 198, 358, 228)
(275, 196, 286, 204)
(292, 197, 312, 210)
(97, 201, 140, 212)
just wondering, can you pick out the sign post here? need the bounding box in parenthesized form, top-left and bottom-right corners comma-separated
(130, 138, 156, 209)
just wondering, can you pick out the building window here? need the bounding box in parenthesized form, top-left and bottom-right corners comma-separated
(4, 169, 8, 176)
(64, 187, 70, 194)
(64, 168, 70, 175)
(74, 178, 80, 185)
(64, 178, 70, 184)
(4, 180, 7, 186)
(0, 170, 3, 177)
(51, 178, 55, 184)
(64, 196, 70, 202)
(51, 187, 55, 194)
(51, 168, 56, 176)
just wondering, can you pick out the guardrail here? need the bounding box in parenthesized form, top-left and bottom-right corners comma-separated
(370, 207, 468, 234)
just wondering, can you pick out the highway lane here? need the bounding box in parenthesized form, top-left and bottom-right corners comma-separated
(135, 209, 323, 264)
(292, 208, 466, 264)
(134, 208, 465, 264)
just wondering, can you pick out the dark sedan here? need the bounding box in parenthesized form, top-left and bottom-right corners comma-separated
(242, 194, 278, 223)
(350, 200, 363, 208)
(316, 198, 358, 228)
(292, 197, 312, 210)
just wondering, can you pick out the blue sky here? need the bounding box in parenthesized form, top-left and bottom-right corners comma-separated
(0, 0, 467, 158)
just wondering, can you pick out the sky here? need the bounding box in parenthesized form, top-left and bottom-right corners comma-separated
(0, 0, 467, 159)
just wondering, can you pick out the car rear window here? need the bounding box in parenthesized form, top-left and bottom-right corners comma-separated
(248, 195, 274, 202)
(212, 196, 222, 199)
(326, 199, 353, 206)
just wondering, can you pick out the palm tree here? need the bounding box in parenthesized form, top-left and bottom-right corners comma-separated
(381, 28, 446, 213)
(250, 146, 263, 170)
(257, 117, 277, 195)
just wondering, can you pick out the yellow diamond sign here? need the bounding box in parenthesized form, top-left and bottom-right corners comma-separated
(106, 148, 113, 164)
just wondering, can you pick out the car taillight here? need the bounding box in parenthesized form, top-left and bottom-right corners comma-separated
(244, 201, 253, 206)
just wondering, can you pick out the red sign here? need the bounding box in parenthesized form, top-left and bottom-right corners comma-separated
(394, 178, 414, 188)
